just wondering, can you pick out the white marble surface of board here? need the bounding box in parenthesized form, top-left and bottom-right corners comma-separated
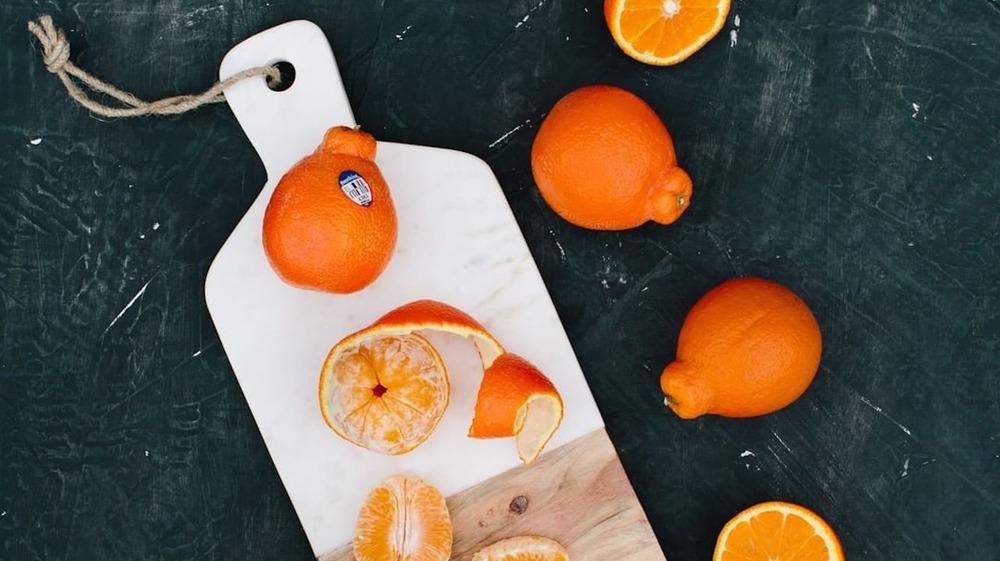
(204, 20, 605, 557)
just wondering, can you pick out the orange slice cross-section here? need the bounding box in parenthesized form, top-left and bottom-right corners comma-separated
(713, 501, 845, 561)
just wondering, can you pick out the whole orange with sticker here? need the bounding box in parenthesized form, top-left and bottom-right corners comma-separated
(262, 126, 397, 294)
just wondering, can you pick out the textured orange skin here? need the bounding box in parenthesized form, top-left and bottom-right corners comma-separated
(660, 277, 822, 419)
(262, 126, 397, 294)
(530, 85, 693, 230)
(374, 300, 497, 342)
(469, 353, 560, 438)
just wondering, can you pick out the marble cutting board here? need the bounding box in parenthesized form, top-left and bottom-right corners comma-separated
(205, 19, 665, 560)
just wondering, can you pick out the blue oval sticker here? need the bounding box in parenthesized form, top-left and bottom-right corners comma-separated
(338, 170, 373, 207)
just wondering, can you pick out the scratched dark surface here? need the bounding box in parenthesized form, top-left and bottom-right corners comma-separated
(2, 0, 999, 559)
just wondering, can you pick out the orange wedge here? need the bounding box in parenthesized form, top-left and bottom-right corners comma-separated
(469, 353, 564, 464)
(354, 475, 453, 561)
(714, 501, 845, 561)
(471, 535, 569, 561)
(604, 0, 731, 66)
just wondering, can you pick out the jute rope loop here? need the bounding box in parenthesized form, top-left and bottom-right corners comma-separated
(27, 15, 280, 118)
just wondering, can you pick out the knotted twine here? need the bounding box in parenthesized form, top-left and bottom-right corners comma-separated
(27, 15, 280, 118)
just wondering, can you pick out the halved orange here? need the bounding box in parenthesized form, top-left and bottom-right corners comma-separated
(354, 475, 453, 561)
(604, 0, 731, 66)
(319, 300, 506, 454)
(469, 353, 564, 464)
(471, 535, 569, 561)
(714, 501, 845, 561)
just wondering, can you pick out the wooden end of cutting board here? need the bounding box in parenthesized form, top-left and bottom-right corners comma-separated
(319, 429, 665, 561)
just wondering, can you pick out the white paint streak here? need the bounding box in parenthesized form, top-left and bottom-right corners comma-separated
(859, 396, 913, 436)
(152, 222, 161, 230)
(901, 457, 910, 477)
(730, 29, 738, 47)
(554, 240, 566, 259)
(926, 155, 933, 161)
(515, 0, 547, 28)
(911, 102, 921, 118)
(863, 40, 877, 71)
(29, 138, 42, 145)
(488, 119, 531, 148)
(866, 3, 878, 24)
(772, 431, 792, 452)
(103, 277, 154, 335)
(740, 450, 755, 458)
(734, 14, 741, 27)
(144, 450, 150, 457)
(394, 24, 413, 40)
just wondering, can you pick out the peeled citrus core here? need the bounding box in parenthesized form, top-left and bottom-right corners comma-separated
(471, 535, 569, 561)
(469, 353, 564, 465)
(713, 501, 845, 561)
(319, 300, 564, 463)
(320, 332, 449, 455)
(354, 475, 453, 561)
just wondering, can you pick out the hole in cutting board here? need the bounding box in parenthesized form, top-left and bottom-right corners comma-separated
(266, 60, 296, 91)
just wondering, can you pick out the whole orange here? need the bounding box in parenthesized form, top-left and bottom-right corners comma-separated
(660, 277, 822, 419)
(530, 85, 693, 230)
(262, 126, 397, 294)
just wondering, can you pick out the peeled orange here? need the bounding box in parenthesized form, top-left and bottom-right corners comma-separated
(319, 300, 565, 461)
(319, 300, 503, 455)
(320, 330, 449, 455)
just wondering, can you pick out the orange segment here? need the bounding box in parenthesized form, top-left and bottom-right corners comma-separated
(713, 501, 845, 561)
(471, 535, 569, 561)
(604, 0, 731, 66)
(469, 353, 564, 464)
(354, 475, 453, 561)
(321, 333, 449, 455)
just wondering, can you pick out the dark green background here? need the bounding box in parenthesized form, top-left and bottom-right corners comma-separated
(2, 1, 999, 559)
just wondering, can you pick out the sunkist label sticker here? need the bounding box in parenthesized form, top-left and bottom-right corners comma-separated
(338, 170, 373, 207)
